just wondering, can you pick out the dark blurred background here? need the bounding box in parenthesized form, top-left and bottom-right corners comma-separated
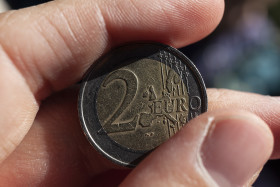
(182, 1, 280, 186)
(2, 0, 280, 186)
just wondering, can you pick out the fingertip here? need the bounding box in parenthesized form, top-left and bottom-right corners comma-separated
(99, 0, 225, 47)
(207, 89, 280, 158)
(201, 110, 273, 186)
(165, 0, 225, 47)
(121, 110, 273, 187)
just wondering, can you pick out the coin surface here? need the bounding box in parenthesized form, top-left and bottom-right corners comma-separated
(78, 43, 207, 167)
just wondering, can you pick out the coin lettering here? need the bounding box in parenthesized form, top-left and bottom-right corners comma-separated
(98, 69, 138, 134)
(190, 96, 202, 111)
(78, 43, 207, 167)
(97, 59, 189, 150)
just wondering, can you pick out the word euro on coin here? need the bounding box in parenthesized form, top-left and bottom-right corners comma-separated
(78, 43, 207, 167)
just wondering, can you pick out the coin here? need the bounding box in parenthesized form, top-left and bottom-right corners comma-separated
(78, 43, 207, 167)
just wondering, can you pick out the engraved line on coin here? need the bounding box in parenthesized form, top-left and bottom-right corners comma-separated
(158, 57, 189, 137)
(98, 69, 139, 134)
(183, 66, 190, 94)
(159, 59, 171, 138)
(160, 52, 165, 90)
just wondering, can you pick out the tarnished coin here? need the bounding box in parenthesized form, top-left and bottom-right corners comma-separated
(78, 43, 207, 167)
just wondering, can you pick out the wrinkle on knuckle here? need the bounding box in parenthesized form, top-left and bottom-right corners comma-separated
(56, 5, 79, 45)
(0, 137, 18, 163)
(256, 96, 280, 127)
(128, 0, 141, 15)
(42, 11, 75, 61)
(71, 1, 108, 56)
(208, 88, 231, 103)
(0, 10, 17, 28)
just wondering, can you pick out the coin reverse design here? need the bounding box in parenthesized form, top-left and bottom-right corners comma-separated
(78, 43, 207, 167)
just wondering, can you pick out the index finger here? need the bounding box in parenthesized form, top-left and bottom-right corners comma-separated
(0, 0, 224, 100)
(0, 0, 224, 164)
(208, 88, 280, 158)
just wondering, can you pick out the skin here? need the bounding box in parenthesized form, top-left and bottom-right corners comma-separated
(0, 0, 278, 186)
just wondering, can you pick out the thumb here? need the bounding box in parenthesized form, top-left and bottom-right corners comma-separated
(120, 110, 273, 187)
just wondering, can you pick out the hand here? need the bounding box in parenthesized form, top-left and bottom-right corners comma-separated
(0, 0, 279, 186)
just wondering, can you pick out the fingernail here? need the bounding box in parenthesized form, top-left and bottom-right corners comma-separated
(200, 116, 273, 187)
